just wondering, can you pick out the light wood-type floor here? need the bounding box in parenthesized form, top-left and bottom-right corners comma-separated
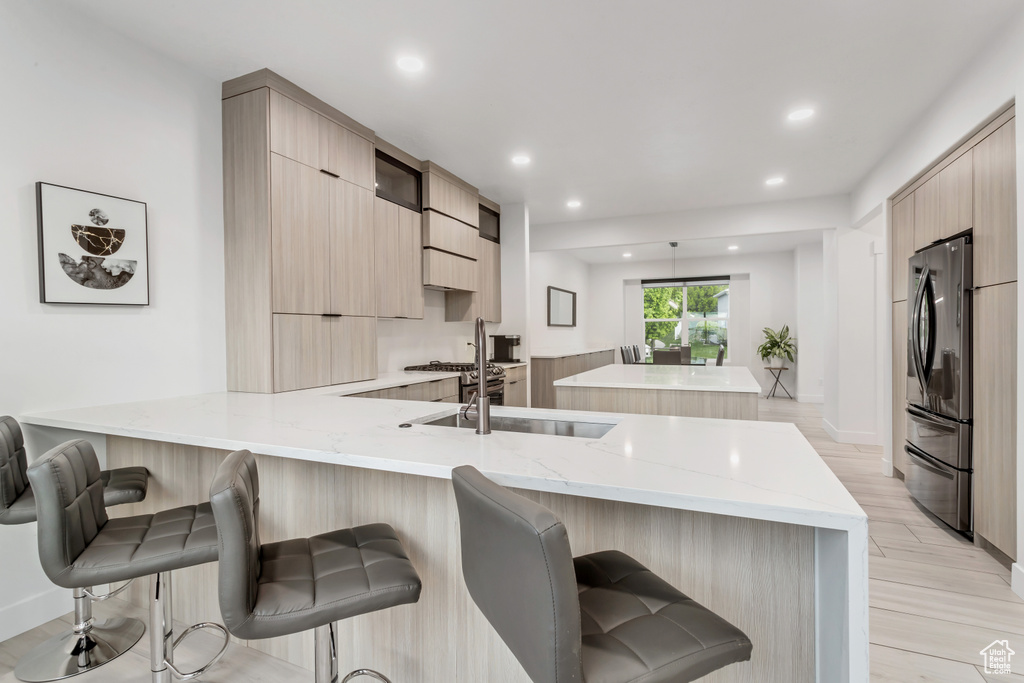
(2, 398, 1022, 682)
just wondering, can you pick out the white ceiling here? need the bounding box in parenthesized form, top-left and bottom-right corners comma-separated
(60, 0, 1023, 225)
(565, 229, 824, 265)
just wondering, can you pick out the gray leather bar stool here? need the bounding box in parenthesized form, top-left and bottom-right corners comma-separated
(0, 416, 149, 682)
(209, 450, 422, 683)
(27, 439, 229, 683)
(451, 466, 753, 683)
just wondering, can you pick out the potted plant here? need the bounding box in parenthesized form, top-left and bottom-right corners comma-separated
(757, 325, 796, 368)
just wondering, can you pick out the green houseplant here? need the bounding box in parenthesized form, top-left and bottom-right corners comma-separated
(757, 325, 796, 368)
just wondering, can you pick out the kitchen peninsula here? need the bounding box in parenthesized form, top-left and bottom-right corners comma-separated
(20, 390, 867, 683)
(555, 363, 761, 419)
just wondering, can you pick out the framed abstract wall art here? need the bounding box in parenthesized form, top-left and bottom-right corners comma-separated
(36, 182, 149, 305)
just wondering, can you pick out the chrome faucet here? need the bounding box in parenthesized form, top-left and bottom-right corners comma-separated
(460, 317, 491, 435)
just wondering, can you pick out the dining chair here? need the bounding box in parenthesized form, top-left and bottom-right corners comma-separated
(632, 345, 642, 363)
(652, 349, 681, 365)
(716, 345, 726, 366)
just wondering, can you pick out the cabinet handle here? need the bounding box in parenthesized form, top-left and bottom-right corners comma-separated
(322, 314, 342, 318)
(320, 169, 340, 178)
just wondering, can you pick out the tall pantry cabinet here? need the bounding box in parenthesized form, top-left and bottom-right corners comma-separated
(223, 73, 378, 393)
(889, 106, 1017, 560)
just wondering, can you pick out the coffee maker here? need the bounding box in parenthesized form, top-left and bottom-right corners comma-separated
(490, 335, 521, 363)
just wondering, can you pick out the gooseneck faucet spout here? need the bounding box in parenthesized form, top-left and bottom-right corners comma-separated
(474, 317, 491, 434)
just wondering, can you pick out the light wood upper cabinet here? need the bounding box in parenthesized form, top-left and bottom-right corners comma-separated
(424, 250, 477, 291)
(271, 153, 329, 315)
(445, 237, 501, 323)
(891, 196, 914, 302)
(974, 119, 1017, 288)
(329, 180, 375, 316)
(330, 316, 377, 384)
(319, 116, 374, 191)
(974, 283, 1017, 560)
(273, 314, 331, 392)
(914, 150, 973, 250)
(423, 210, 479, 259)
(891, 301, 908, 474)
(374, 198, 424, 319)
(269, 90, 320, 168)
(423, 171, 478, 227)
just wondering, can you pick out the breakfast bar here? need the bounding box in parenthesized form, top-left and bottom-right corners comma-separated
(20, 389, 868, 683)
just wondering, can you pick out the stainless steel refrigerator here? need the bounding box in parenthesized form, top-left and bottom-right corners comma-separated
(905, 235, 972, 533)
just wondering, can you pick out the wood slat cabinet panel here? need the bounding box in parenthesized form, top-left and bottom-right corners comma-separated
(273, 314, 331, 392)
(530, 352, 614, 408)
(444, 238, 501, 322)
(329, 179, 376, 316)
(424, 249, 477, 291)
(319, 116, 374, 191)
(973, 283, 1017, 559)
(330, 316, 377, 385)
(974, 119, 1017, 288)
(891, 196, 915, 302)
(271, 154, 329, 314)
(506, 378, 527, 407)
(423, 172, 478, 227)
(891, 301, 908, 475)
(374, 198, 424, 319)
(913, 150, 972, 250)
(269, 90, 319, 168)
(423, 210, 479, 259)
(349, 378, 459, 402)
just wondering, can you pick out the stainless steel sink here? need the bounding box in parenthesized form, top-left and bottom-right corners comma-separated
(420, 413, 616, 439)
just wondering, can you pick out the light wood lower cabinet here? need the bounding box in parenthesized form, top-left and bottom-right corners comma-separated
(273, 314, 331, 392)
(504, 365, 528, 407)
(531, 350, 615, 409)
(913, 150, 972, 250)
(374, 198, 424, 319)
(891, 301, 908, 474)
(349, 377, 459, 402)
(973, 283, 1017, 560)
(974, 118, 1017, 288)
(891, 197, 914, 302)
(330, 316, 377, 385)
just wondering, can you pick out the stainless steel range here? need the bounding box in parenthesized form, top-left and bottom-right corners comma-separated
(404, 361, 506, 405)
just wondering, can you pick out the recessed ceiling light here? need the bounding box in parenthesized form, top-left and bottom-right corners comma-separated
(396, 55, 424, 73)
(567, 199, 581, 208)
(728, 245, 739, 251)
(787, 108, 815, 121)
(511, 154, 531, 166)
(623, 253, 632, 258)
(765, 176, 785, 186)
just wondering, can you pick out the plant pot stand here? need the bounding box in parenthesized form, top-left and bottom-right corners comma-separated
(764, 366, 792, 399)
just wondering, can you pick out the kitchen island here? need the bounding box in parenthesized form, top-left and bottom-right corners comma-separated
(20, 389, 867, 683)
(555, 363, 761, 420)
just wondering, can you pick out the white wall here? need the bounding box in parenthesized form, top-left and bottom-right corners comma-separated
(0, 2, 225, 640)
(376, 292, 478, 370)
(582, 251, 812, 395)
(529, 251, 593, 354)
(795, 242, 825, 402)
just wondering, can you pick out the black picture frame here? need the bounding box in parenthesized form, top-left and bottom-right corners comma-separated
(36, 182, 150, 306)
(547, 286, 577, 327)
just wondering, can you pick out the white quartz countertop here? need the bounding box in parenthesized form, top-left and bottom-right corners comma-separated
(21, 392, 864, 533)
(554, 364, 762, 394)
(492, 361, 527, 368)
(316, 371, 463, 397)
(530, 348, 615, 359)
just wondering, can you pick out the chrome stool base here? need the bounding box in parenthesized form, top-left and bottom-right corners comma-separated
(341, 670, 391, 683)
(15, 584, 145, 683)
(150, 572, 228, 683)
(14, 618, 145, 682)
(314, 623, 392, 683)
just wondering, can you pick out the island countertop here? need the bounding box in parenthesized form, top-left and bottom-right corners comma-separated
(20, 390, 863, 532)
(554, 364, 762, 394)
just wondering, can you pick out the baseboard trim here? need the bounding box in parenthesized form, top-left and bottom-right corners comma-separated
(1012, 564, 1024, 601)
(797, 393, 824, 404)
(881, 457, 893, 477)
(0, 586, 69, 642)
(822, 418, 881, 446)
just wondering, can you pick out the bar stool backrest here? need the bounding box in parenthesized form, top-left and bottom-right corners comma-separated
(0, 416, 28, 514)
(208, 449, 262, 633)
(451, 466, 582, 683)
(27, 440, 109, 582)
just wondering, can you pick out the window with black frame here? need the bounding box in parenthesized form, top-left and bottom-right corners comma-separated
(641, 277, 730, 363)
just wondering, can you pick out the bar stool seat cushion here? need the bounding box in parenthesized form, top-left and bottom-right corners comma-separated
(100, 466, 150, 506)
(54, 503, 218, 588)
(575, 550, 753, 683)
(236, 522, 421, 640)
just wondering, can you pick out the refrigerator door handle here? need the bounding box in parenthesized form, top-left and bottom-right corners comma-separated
(904, 443, 956, 478)
(907, 405, 958, 431)
(911, 266, 930, 394)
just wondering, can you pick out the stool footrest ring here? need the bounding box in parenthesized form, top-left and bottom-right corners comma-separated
(82, 579, 135, 602)
(164, 622, 229, 681)
(341, 670, 392, 683)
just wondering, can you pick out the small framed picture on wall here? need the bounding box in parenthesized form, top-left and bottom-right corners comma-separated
(36, 182, 149, 305)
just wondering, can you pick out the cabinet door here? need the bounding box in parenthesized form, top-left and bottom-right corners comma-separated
(424, 173, 478, 227)
(424, 250, 477, 291)
(329, 179, 375, 316)
(891, 301, 908, 474)
(374, 198, 424, 319)
(891, 196, 914, 302)
(914, 151, 972, 250)
(273, 314, 331, 392)
(483, 239, 502, 323)
(271, 154, 329, 314)
(269, 90, 319, 168)
(974, 283, 1017, 559)
(423, 210, 479, 259)
(319, 116, 374, 191)
(506, 379, 527, 407)
(974, 119, 1017, 288)
(330, 316, 378, 384)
